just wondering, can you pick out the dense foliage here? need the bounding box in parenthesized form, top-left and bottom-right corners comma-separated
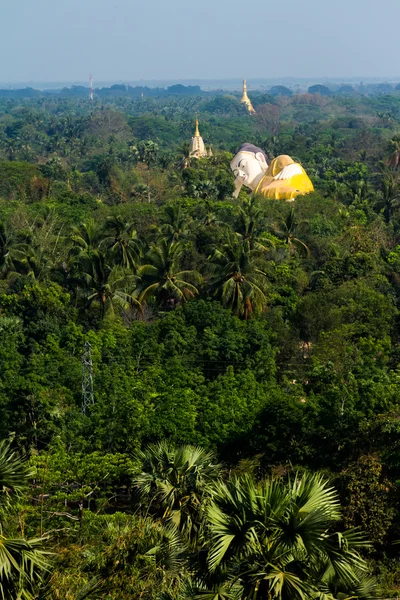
(1, 88, 400, 598)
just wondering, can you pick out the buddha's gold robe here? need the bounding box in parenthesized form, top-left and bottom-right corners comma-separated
(254, 155, 314, 200)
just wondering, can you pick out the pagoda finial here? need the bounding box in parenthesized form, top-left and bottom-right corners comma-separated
(194, 115, 200, 137)
(241, 78, 256, 114)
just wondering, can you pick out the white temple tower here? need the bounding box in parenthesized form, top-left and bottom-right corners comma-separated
(189, 118, 209, 158)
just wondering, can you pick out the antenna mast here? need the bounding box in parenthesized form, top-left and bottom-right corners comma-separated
(82, 341, 94, 414)
(89, 74, 94, 101)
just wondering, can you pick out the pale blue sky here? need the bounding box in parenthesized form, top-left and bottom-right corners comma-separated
(1, 0, 399, 83)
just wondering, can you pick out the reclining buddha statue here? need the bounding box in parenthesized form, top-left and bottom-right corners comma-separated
(230, 143, 314, 200)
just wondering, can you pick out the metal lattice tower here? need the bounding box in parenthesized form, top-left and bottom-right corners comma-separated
(82, 341, 94, 414)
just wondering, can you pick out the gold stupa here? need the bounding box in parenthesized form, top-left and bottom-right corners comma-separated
(241, 79, 256, 114)
(189, 117, 209, 158)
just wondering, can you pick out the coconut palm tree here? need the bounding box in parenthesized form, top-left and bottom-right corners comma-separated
(79, 251, 141, 318)
(235, 198, 274, 253)
(137, 140, 159, 202)
(174, 142, 191, 170)
(157, 204, 194, 243)
(9, 243, 54, 282)
(206, 234, 269, 319)
(202, 472, 375, 600)
(375, 172, 400, 224)
(386, 135, 400, 170)
(0, 440, 49, 599)
(137, 239, 202, 310)
(269, 208, 310, 257)
(100, 215, 141, 270)
(134, 442, 222, 543)
(70, 219, 103, 260)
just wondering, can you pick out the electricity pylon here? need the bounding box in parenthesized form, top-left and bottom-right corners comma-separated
(82, 341, 94, 414)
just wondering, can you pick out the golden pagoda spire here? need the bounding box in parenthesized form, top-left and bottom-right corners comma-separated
(194, 115, 200, 137)
(241, 78, 256, 114)
(189, 114, 208, 159)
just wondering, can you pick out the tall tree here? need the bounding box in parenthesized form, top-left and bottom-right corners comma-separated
(70, 219, 103, 259)
(80, 251, 140, 318)
(137, 140, 159, 202)
(375, 171, 400, 224)
(269, 208, 310, 257)
(157, 204, 194, 243)
(137, 239, 202, 309)
(206, 234, 269, 319)
(386, 135, 400, 170)
(9, 244, 54, 282)
(235, 198, 274, 252)
(100, 215, 141, 270)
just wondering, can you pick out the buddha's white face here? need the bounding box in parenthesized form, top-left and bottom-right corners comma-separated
(230, 150, 268, 197)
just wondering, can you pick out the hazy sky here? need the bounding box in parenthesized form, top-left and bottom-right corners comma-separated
(1, 0, 399, 83)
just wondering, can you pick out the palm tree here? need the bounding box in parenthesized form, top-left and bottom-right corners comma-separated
(100, 215, 141, 270)
(201, 209, 225, 230)
(67, 220, 105, 292)
(0, 225, 16, 277)
(137, 140, 159, 202)
(134, 442, 222, 542)
(9, 243, 54, 282)
(0, 537, 49, 600)
(203, 472, 375, 600)
(0, 440, 49, 599)
(70, 219, 103, 260)
(188, 180, 218, 200)
(206, 235, 269, 319)
(347, 180, 375, 206)
(79, 251, 141, 318)
(386, 135, 400, 170)
(157, 204, 194, 243)
(235, 198, 274, 253)
(174, 142, 191, 170)
(269, 208, 310, 257)
(137, 239, 202, 310)
(375, 172, 400, 224)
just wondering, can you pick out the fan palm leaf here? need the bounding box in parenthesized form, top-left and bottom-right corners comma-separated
(134, 442, 222, 542)
(0, 536, 49, 599)
(0, 440, 33, 512)
(204, 472, 373, 600)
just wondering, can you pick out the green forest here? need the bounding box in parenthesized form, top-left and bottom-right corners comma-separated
(1, 87, 400, 599)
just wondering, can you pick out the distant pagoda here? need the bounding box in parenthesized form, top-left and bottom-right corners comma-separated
(189, 118, 211, 158)
(241, 78, 256, 114)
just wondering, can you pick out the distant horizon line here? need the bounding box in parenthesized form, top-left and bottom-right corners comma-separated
(0, 75, 400, 92)
(1, 75, 400, 89)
